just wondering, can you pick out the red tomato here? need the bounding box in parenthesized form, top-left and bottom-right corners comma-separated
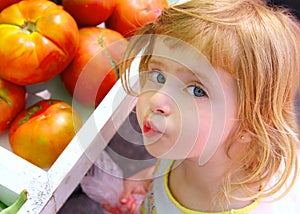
(61, 27, 128, 106)
(0, 0, 79, 86)
(62, 0, 116, 27)
(0, 0, 22, 11)
(9, 100, 83, 168)
(0, 78, 26, 134)
(105, 0, 168, 37)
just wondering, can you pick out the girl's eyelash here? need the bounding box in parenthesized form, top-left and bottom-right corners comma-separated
(149, 70, 166, 84)
(186, 83, 208, 98)
(145, 68, 208, 98)
(148, 67, 161, 72)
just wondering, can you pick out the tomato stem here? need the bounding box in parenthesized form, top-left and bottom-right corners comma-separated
(18, 105, 41, 125)
(22, 20, 37, 34)
(0, 88, 12, 106)
(0, 190, 28, 213)
(97, 32, 120, 79)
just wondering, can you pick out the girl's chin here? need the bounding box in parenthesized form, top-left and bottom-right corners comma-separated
(146, 145, 201, 160)
(144, 145, 182, 159)
(144, 143, 167, 157)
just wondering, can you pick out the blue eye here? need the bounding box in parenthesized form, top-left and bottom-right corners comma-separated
(149, 70, 166, 84)
(187, 85, 207, 97)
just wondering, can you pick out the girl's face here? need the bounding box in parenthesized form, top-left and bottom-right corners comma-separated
(136, 38, 239, 164)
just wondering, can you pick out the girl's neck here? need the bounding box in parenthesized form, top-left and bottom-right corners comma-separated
(168, 158, 254, 212)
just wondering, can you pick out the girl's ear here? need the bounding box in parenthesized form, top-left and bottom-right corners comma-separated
(238, 131, 252, 143)
(226, 130, 252, 162)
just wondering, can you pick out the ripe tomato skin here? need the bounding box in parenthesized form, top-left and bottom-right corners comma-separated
(0, 0, 79, 86)
(0, 78, 26, 134)
(9, 100, 83, 169)
(0, 0, 22, 11)
(62, 0, 116, 27)
(105, 0, 168, 37)
(61, 27, 128, 106)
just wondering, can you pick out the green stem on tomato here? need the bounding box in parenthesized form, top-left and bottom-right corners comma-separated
(0, 190, 28, 214)
(0, 201, 8, 211)
(0, 88, 12, 106)
(18, 105, 42, 125)
(22, 20, 37, 34)
(97, 32, 120, 79)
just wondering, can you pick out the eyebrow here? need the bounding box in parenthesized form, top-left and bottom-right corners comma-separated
(147, 58, 165, 67)
(147, 57, 213, 85)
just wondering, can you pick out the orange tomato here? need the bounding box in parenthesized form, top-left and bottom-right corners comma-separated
(105, 0, 168, 37)
(0, 0, 79, 86)
(62, 0, 116, 27)
(9, 100, 82, 168)
(61, 27, 128, 106)
(0, 78, 26, 134)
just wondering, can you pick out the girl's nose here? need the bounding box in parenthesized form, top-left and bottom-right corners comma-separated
(149, 91, 171, 115)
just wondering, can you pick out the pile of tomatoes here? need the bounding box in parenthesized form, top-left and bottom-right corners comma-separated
(0, 0, 168, 168)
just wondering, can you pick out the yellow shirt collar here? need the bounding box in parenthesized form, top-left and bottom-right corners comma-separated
(163, 161, 259, 214)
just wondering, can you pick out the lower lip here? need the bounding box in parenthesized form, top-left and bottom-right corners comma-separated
(143, 124, 162, 139)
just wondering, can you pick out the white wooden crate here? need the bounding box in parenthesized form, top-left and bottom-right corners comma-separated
(0, 75, 137, 213)
(0, 1, 188, 212)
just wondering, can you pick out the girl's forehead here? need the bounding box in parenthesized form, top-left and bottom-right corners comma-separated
(151, 38, 209, 67)
(151, 37, 196, 58)
(149, 38, 218, 80)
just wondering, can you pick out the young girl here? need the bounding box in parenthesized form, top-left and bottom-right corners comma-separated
(103, 0, 300, 213)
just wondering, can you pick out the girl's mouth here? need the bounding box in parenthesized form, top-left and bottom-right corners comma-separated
(143, 117, 162, 138)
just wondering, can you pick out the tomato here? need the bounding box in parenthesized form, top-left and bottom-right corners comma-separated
(0, 0, 22, 11)
(62, 0, 116, 27)
(0, 0, 79, 86)
(9, 100, 82, 168)
(0, 78, 26, 134)
(105, 0, 168, 37)
(61, 27, 128, 106)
